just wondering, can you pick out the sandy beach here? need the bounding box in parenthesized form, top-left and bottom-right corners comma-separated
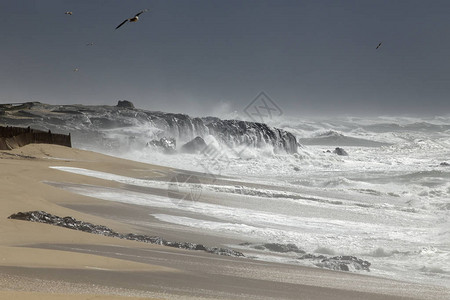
(1, 144, 449, 300)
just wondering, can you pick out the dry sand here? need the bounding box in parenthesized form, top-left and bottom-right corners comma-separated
(0, 144, 449, 299)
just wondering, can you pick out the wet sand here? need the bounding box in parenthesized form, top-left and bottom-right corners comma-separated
(1, 144, 449, 299)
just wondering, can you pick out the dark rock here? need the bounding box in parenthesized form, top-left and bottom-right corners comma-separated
(181, 136, 207, 153)
(298, 253, 370, 272)
(0, 102, 298, 154)
(263, 243, 305, 254)
(333, 147, 348, 156)
(298, 254, 326, 260)
(8, 211, 244, 258)
(440, 162, 450, 167)
(147, 137, 176, 153)
(240, 242, 305, 254)
(116, 100, 135, 108)
(319, 255, 371, 272)
(195, 244, 207, 251)
(204, 118, 298, 154)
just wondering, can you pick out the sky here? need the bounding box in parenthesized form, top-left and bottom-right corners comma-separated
(1, 0, 450, 118)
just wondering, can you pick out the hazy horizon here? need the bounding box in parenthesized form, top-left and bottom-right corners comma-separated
(1, 1, 450, 118)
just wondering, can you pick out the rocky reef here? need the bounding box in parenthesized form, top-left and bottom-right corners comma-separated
(240, 242, 371, 272)
(298, 254, 371, 272)
(0, 101, 298, 154)
(8, 211, 244, 257)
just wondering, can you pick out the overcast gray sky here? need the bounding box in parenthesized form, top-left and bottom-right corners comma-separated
(1, 0, 450, 117)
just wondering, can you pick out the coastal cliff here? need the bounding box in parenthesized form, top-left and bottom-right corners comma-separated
(0, 102, 297, 154)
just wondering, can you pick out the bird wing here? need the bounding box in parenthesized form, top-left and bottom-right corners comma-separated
(135, 9, 148, 17)
(115, 19, 128, 29)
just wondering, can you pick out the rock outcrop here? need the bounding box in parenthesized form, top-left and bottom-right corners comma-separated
(0, 102, 298, 154)
(298, 254, 371, 272)
(181, 136, 207, 153)
(204, 118, 298, 154)
(8, 211, 244, 257)
(116, 100, 135, 108)
(240, 242, 305, 254)
(333, 147, 348, 156)
(240, 242, 371, 272)
(147, 137, 176, 153)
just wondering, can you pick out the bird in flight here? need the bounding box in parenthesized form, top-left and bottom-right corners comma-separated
(73, 68, 79, 72)
(115, 9, 149, 30)
(86, 42, 94, 46)
(376, 42, 382, 49)
(65, 11, 73, 15)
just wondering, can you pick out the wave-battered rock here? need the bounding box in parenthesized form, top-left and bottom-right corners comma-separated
(240, 242, 371, 272)
(0, 102, 298, 154)
(147, 137, 176, 153)
(298, 254, 371, 272)
(181, 136, 207, 154)
(240, 242, 305, 254)
(333, 147, 349, 156)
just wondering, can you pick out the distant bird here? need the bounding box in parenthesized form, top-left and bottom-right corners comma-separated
(115, 9, 148, 30)
(376, 42, 382, 49)
(65, 11, 73, 15)
(86, 42, 94, 46)
(73, 68, 79, 72)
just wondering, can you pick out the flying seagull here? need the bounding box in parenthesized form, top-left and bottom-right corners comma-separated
(376, 42, 382, 49)
(65, 11, 73, 15)
(73, 68, 79, 72)
(86, 42, 94, 46)
(115, 9, 148, 30)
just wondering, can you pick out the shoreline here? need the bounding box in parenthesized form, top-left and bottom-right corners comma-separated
(1, 144, 449, 299)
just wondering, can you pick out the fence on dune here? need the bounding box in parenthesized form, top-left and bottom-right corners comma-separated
(0, 126, 71, 150)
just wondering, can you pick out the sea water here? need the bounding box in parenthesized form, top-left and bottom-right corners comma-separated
(54, 115, 450, 287)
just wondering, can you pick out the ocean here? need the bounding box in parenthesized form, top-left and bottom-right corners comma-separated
(54, 114, 450, 287)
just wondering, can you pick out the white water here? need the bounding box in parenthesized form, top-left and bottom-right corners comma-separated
(59, 115, 450, 287)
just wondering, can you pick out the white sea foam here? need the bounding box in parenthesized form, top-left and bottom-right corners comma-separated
(51, 166, 448, 285)
(52, 115, 450, 287)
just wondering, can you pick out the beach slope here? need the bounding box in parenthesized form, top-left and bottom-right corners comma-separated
(0, 144, 448, 299)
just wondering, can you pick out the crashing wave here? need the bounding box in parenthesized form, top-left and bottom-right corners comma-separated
(0, 102, 298, 154)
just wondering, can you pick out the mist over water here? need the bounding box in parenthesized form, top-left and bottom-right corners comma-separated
(68, 111, 450, 287)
